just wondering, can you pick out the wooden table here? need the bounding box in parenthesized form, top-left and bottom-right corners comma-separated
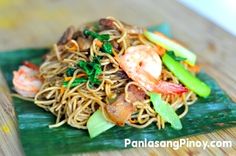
(0, 0, 236, 155)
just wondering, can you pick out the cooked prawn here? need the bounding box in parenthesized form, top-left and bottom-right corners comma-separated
(119, 45, 187, 94)
(13, 61, 42, 97)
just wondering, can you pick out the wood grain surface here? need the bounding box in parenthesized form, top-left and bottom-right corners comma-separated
(0, 0, 236, 155)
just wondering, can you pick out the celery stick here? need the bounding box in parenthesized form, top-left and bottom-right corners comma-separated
(162, 53, 211, 98)
(144, 31, 196, 66)
(150, 92, 182, 130)
(87, 109, 115, 138)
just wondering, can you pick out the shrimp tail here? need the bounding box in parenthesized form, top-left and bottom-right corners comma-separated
(23, 61, 39, 71)
(154, 81, 188, 94)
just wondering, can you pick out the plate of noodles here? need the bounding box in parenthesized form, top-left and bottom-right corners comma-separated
(0, 17, 236, 156)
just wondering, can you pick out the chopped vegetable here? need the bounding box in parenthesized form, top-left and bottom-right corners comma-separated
(60, 87, 65, 94)
(77, 57, 102, 87)
(95, 40, 103, 48)
(150, 92, 182, 130)
(83, 29, 113, 54)
(162, 53, 211, 98)
(64, 77, 72, 81)
(87, 109, 115, 138)
(101, 41, 113, 54)
(144, 31, 196, 66)
(66, 68, 76, 77)
(97, 34, 110, 41)
(83, 29, 98, 38)
(76, 73, 86, 78)
(64, 57, 102, 88)
(65, 40, 79, 52)
(188, 64, 201, 73)
(167, 51, 186, 62)
(155, 45, 166, 56)
(66, 68, 76, 76)
(64, 73, 86, 82)
(83, 29, 110, 41)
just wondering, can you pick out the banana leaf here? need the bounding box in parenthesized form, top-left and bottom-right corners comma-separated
(1, 31, 236, 156)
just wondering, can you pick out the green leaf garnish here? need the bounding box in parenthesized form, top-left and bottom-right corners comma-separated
(77, 56, 102, 87)
(83, 29, 110, 41)
(167, 51, 186, 62)
(98, 34, 110, 41)
(66, 67, 76, 77)
(64, 57, 102, 88)
(101, 41, 113, 54)
(83, 29, 113, 55)
(83, 29, 99, 39)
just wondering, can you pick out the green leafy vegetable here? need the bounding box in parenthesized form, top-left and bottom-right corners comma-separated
(98, 34, 110, 41)
(77, 57, 102, 87)
(150, 92, 182, 130)
(162, 53, 211, 98)
(66, 67, 76, 77)
(83, 29, 113, 55)
(63, 55, 102, 88)
(167, 51, 186, 62)
(87, 109, 115, 138)
(83, 29, 110, 41)
(144, 30, 196, 66)
(83, 29, 99, 38)
(101, 41, 113, 54)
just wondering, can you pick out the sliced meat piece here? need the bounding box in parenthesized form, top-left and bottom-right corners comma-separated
(127, 84, 146, 103)
(105, 85, 146, 126)
(105, 93, 134, 126)
(77, 37, 92, 51)
(99, 18, 114, 28)
(57, 26, 75, 45)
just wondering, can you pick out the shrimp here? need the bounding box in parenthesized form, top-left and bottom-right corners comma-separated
(119, 45, 187, 94)
(13, 61, 42, 97)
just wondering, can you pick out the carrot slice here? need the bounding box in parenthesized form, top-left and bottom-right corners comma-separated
(76, 73, 86, 78)
(64, 73, 86, 82)
(60, 87, 65, 94)
(156, 45, 166, 56)
(65, 40, 79, 52)
(95, 40, 103, 48)
(188, 64, 201, 73)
